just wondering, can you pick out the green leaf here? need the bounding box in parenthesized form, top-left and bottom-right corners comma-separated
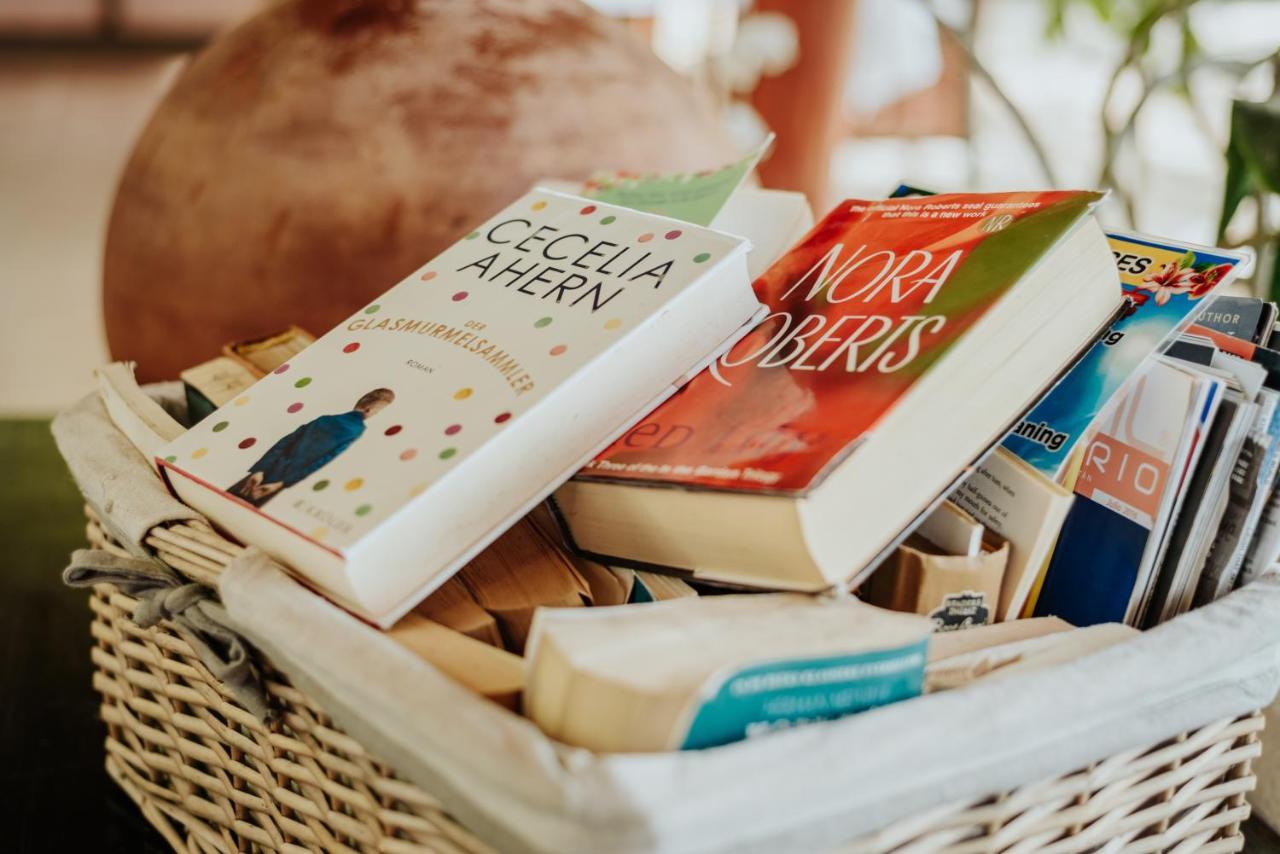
(1045, 0, 1068, 37)
(1234, 98, 1280, 192)
(1219, 139, 1251, 239)
(1088, 0, 1114, 20)
(1178, 251, 1196, 269)
(1218, 97, 1280, 240)
(1127, 2, 1168, 55)
(1180, 15, 1200, 67)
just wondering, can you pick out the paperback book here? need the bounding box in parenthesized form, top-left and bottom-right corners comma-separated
(1001, 234, 1245, 479)
(951, 446, 1074, 621)
(1033, 359, 1221, 625)
(1197, 294, 1277, 345)
(887, 185, 1248, 483)
(1146, 359, 1259, 623)
(524, 594, 932, 752)
(543, 136, 812, 282)
(580, 134, 772, 227)
(1194, 384, 1280, 603)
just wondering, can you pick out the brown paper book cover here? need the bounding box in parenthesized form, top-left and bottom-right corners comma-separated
(413, 577, 503, 648)
(864, 533, 1008, 631)
(457, 516, 590, 653)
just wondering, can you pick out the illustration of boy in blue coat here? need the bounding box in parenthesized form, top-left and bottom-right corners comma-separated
(228, 388, 395, 507)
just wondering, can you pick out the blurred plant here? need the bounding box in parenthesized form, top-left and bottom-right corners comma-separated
(931, 0, 1278, 294)
(1218, 97, 1280, 298)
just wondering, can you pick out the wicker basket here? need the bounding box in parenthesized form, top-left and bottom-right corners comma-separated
(82, 510, 1264, 852)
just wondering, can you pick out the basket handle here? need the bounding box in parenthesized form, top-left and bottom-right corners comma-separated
(65, 548, 271, 720)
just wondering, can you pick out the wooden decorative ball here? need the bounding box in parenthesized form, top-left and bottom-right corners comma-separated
(104, 0, 732, 381)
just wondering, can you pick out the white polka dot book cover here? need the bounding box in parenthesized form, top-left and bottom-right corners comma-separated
(157, 188, 761, 627)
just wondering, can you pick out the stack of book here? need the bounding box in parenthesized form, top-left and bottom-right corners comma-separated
(97, 151, 1262, 754)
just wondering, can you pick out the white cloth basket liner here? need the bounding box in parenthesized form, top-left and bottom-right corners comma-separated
(54, 388, 1280, 853)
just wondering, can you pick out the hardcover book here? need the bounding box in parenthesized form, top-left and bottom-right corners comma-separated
(158, 189, 760, 627)
(887, 186, 1249, 482)
(555, 191, 1123, 592)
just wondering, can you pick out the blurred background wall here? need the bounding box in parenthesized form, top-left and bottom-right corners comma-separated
(2, 0, 1278, 416)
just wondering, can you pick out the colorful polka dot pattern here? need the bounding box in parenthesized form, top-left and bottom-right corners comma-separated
(183, 199, 739, 538)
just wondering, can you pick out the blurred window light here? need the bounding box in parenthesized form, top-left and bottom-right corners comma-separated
(0, 0, 104, 37)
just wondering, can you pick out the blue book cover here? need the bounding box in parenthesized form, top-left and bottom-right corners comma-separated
(1031, 360, 1208, 625)
(1002, 233, 1244, 479)
(1033, 497, 1145, 625)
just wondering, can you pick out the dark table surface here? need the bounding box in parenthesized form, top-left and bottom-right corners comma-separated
(2, 419, 167, 852)
(5, 416, 1280, 852)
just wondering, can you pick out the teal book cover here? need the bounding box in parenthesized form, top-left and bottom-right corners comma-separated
(678, 639, 927, 750)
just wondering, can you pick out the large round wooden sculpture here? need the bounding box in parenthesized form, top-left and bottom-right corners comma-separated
(104, 0, 731, 381)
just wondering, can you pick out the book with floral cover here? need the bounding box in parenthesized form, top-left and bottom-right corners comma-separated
(554, 191, 1123, 593)
(158, 189, 761, 627)
(1001, 234, 1246, 479)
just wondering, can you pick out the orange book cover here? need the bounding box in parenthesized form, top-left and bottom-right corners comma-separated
(1185, 323, 1256, 359)
(577, 191, 1102, 494)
